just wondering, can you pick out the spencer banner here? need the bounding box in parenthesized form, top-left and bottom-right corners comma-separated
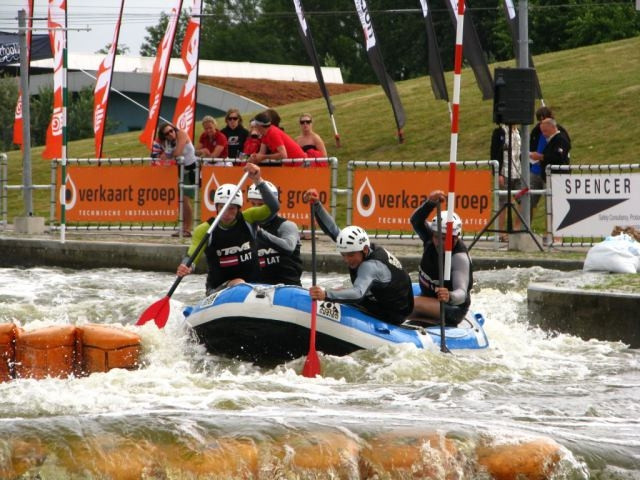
(551, 173, 640, 237)
(352, 170, 492, 233)
(56, 166, 179, 222)
(200, 166, 331, 225)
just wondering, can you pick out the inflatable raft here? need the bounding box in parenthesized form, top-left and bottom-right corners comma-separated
(184, 283, 488, 365)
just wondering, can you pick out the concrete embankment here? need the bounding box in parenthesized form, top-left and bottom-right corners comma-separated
(0, 236, 584, 273)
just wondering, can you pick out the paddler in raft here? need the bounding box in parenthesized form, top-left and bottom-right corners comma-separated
(247, 180, 303, 286)
(304, 188, 414, 325)
(176, 163, 279, 294)
(408, 189, 473, 326)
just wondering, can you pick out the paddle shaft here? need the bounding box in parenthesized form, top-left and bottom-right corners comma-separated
(436, 202, 449, 353)
(165, 171, 250, 299)
(309, 202, 318, 348)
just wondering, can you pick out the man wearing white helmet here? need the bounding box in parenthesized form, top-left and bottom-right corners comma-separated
(176, 163, 279, 294)
(247, 181, 303, 286)
(409, 190, 473, 326)
(305, 189, 414, 325)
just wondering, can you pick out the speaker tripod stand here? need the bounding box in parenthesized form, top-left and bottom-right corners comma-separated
(468, 124, 543, 251)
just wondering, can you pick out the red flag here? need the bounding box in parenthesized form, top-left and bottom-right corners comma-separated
(172, 0, 201, 142)
(139, 0, 183, 149)
(13, 0, 34, 148)
(42, 0, 66, 160)
(93, 0, 125, 158)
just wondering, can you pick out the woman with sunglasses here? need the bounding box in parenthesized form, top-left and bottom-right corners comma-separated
(220, 109, 249, 159)
(153, 122, 197, 237)
(295, 113, 327, 160)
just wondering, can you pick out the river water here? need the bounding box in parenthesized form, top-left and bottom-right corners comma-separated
(0, 266, 638, 479)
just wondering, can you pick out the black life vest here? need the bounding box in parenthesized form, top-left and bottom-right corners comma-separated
(204, 214, 260, 290)
(348, 243, 414, 324)
(418, 240, 473, 312)
(257, 216, 303, 286)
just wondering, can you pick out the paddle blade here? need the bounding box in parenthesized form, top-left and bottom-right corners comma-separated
(136, 296, 171, 328)
(302, 348, 321, 378)
(302, 301, 321, 378)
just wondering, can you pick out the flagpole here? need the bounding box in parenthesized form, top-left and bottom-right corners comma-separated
(18, 10, 33, 217)
(60, 5, 68, 243)
(445, 0, 465, 280)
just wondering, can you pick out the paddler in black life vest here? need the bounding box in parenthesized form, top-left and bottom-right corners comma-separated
(304, 188, 414, 325)
(409, 189, 473, 326)
(247, 181, 303, 286)
(176, 163, 279, 294)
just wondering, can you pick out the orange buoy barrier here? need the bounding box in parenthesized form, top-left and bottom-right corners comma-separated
(359, 431, 462, 479)
(476, 439, 563, 480)
(1, 431, 569, 478)
(0, 323, 16, 382)
(76, 324, 140, 375)
(0, 323, 140, 382)
(15, 325, 77, 379)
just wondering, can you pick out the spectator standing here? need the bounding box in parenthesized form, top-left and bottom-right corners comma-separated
(295, 113, 327, 159)
(196, 116, 228, 159)
(529, 107, 571, 215)
(220, 109, 249, 159)
(490, 123, 522, 240)
(152, 122, 197, 237)
(249, 111, 308, 165)
(242, 120, 262, 156)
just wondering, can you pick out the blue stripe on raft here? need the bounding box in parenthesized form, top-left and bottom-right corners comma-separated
(273, 286, 424, 348)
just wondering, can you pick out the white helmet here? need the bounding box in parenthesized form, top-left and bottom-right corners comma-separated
(247, 181, 278, 201)
(429, 211, 462, 236)
(336, 226, 370, 253)
(213, 183, 243, 208)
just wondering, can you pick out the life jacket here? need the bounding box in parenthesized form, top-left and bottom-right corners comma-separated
(204, 214, 260, 290)
(418, 240, 473, 312)
(348, 244, 414, 323)
(257, 216, 303, 286)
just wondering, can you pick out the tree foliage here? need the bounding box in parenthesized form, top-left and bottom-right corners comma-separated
(140, 0, 640, 83)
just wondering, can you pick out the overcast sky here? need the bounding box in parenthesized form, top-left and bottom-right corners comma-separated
(0, 0, 172, 55)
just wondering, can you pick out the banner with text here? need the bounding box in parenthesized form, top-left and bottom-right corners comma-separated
(352, 170, 492, 233)
(551, 172, 640, 237)
(56, 165, 179, 221)
(200, 166, 331, 225)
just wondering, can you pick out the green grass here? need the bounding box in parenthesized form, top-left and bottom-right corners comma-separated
(4, 36, 639, 229)
(580, 274, 640, 294)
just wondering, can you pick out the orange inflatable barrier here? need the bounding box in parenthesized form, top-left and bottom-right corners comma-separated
(477, 439, 562, 480)
(0, 323, 16, 382)
(76, 324, 140, 375)
(0, 323, 141, 382)
(15, 325, 77, 379)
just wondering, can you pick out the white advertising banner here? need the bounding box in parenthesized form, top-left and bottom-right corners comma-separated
(551, 172, 640, 237)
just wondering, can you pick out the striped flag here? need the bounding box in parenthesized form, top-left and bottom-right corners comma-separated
(12, 0, 34, 148)
(42, 0, 66, 159)
(93, 0, 125, 158)
(293, 0, 341, 146)
(172, 0, 202, 142)
(445, 0, 493, 100)
(353, 0, 406, 142)
(418, 0, 449, 101)
(139, 0, 183, 150)
(502, 0, 543, 99)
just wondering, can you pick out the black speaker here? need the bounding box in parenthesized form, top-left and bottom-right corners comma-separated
(492, 68, 536, 125)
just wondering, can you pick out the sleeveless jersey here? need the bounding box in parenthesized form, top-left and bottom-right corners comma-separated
(418, 241, 473, 312)
(204, 214, 260, 290)
(349, 244, 414, 322)
(257, 216, 303, 286)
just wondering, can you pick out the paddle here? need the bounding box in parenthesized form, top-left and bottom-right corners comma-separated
(302, 201, 321, 378)
(136, 171, 250, 328)
(436, 201, 451, 354)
